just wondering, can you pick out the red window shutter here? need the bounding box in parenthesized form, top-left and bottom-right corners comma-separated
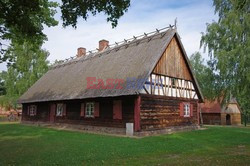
(113, 100, 122, 120)
(80, 103, 85, 117)
(180, 102, 184, 117)
(63, 104, 67, 116)
(94, 102, 100, 117)
(190, 104, 193, 117)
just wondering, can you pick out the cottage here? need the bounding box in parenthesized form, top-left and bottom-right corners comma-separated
(201, 98, 242, 126)
(200, 100, 221, 125)
(221, 98, 241, 125)
(19, 26, 204, 135)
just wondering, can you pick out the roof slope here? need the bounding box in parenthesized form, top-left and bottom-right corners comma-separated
(19, 29, 176, 103)
(19, 28, 203, 103)
(222, 98, 242, 114)
(201, 100, 221, 113)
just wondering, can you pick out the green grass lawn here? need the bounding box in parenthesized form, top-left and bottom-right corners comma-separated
(0, 123, 250, 166)
(0, 115, 8, 122)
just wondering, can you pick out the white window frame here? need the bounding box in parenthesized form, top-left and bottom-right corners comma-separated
(184, 103, 190, 117)
(85, 102, 94, 118)
(29, 105, 37, 116)
(56, 103, 64, 117)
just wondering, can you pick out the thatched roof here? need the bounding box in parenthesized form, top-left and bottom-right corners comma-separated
(19, 28, 203, 103)
(222, 98, 242, 114)
(200, 100, 221, 113)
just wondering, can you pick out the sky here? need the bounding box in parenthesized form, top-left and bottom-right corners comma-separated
(0, 0, 217, 71)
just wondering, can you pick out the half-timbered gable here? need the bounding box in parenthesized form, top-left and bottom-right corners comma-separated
(142, 35, 202, 100)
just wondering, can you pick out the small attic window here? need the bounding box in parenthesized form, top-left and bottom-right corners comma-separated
(171, 78, 176, 86)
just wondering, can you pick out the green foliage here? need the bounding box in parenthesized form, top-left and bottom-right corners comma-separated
(201, 0, 250, 122)
(0, 0, 130, 59)
(0, 124, 250, 165)
(0, 71, 6, 95)
(189, 52, 219, 100)
(60, 0, 130, 28)
(0, 42, 49, 109)
(0, 0, 58, 57)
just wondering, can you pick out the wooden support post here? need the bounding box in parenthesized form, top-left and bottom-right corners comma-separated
(181, 79, 184, 97)
(177, 79, 181, 97)
(153, 75, 156, 95)
(185, 81, 188, 98)
(134, 96, 141, 132)
(197, 101, 200, 126)
(188, 82, 192, 99)
(164, 76, 167, 95)
(200, 103, 203, 127)
(175, 79, 177, 97)
(150, 74, 152, 94)
(167, 78, 170, 96)
(157, 75, 160, 95)
(50, 103, 56, 123)
(171, 78, 173, 97)
(160, 76, 164, 95)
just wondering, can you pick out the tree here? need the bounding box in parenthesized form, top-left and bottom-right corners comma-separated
(0, 41, 49, 109)
(201, 0, 250, 125)
(0, 71, 6, 96)
(0, 0, 58, 56)
(189, 52, 219, 100)
(0, 0, 130, 59)
(60, 0, 130, 28)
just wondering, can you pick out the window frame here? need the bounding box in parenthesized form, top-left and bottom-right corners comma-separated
(85, 102, 95, 118)
(29, 105, 37, 116)
(183, 103, 190, 117)
(56, 103, 64, 117)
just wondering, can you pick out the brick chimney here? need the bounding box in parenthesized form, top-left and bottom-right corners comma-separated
(99, 39, 109, 52)
(77, 47, 86, 57)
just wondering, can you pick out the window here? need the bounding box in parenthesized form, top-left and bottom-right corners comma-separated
(56, 103, 64, 116)
(85, 102, 94, 117)
(29, 105, 37, 116)
(171, 78, 175, 86)
(184, 103, 190, 117)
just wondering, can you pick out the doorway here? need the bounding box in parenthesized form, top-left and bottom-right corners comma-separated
(226, 114, 231, 125)
(50, 104, 56, 123)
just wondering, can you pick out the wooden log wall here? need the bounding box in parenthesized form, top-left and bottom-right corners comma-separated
(22, 103, 49, 122)
(22, 96, 135, 128)
(140, 94, 199, 130)
(202, 113, 221, 125)
(221, 113, 241, 125)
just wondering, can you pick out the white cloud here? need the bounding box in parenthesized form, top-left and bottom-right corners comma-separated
(0, 0, 217, 71)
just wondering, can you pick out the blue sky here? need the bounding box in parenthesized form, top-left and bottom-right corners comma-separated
(0, 0, 217, 71)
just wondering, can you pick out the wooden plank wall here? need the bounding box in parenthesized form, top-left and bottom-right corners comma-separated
(221, 113, 241, 125)
(202, 113, 221, 125)
(140, 94, 198, 130)
(153, 36, 192, 81)
(22, 96, 135, 128)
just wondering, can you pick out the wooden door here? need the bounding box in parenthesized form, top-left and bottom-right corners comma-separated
(226, 114, 231, 125)
(50, 104, 56, 123)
